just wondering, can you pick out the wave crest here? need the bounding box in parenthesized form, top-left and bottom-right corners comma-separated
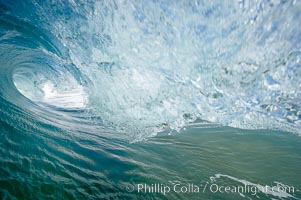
(1, 0, 301, 140)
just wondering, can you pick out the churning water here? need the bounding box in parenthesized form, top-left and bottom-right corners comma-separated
(1, 0, 301, 199)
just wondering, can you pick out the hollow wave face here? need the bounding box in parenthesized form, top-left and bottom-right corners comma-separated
(1, 0, 301, 140)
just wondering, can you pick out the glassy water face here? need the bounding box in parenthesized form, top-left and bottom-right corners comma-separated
(1, 122, 301, 199)
(0, 0, 301, 199)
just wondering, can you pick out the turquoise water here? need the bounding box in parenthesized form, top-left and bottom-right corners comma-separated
(1, 0, 301, 199)
(1, 122, 301, 199)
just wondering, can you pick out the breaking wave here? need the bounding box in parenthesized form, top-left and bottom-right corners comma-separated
(1, 0, 301, 140)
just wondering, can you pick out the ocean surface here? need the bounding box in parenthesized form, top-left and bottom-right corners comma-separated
(1, 0, 301, 199)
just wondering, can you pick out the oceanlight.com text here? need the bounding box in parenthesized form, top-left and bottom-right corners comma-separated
(125, 182, 295, 197)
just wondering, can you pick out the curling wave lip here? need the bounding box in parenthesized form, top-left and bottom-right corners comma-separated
(13, 69, 88, 110)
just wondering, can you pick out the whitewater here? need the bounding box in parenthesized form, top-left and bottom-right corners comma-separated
(1, 0, 301, 199)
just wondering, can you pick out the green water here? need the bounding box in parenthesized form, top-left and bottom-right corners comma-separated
(1, 121, 300, 199)
(126, 125, 301, 199)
